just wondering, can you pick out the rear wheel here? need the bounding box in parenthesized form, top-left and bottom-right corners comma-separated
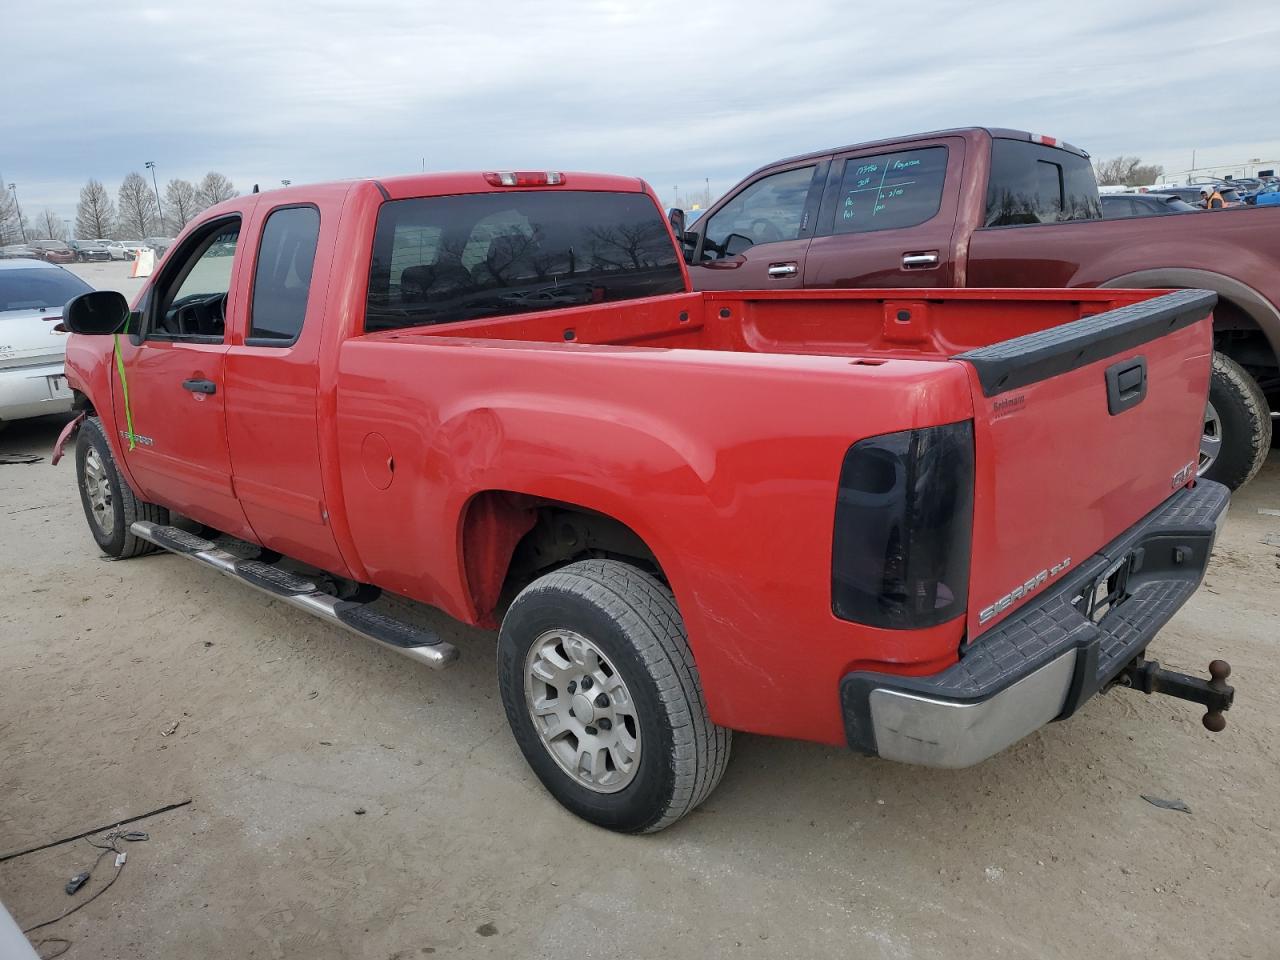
(75, 416, 169, 558)
(497, 559, 731, 833)
(1198, 352, 1271, 490)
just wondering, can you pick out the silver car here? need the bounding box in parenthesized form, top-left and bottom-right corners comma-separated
(0, 258, 92, 428)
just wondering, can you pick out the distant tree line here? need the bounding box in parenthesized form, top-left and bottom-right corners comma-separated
(1093, 156, 1165, 187)
(0, 170, 238, 244)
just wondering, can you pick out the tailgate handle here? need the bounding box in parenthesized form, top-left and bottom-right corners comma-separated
(1105, 357, 1147, 415)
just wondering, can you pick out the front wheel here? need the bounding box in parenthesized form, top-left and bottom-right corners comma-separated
(498, 559, 731, 833)
(1198, 352, 1272, 490)
(75, 416, 169, 558)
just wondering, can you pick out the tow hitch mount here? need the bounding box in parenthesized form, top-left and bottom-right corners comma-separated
(1116, 658, 1234, 731)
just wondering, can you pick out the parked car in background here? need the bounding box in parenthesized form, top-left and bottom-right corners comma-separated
(679, 126, 1279, 490)
(95, 239, 132, 260)
(1251, 182, 1280, 207)
(67, 239, 112, 262)
(117, 240, 149, 259)
(144, 236, 175, 257)
(0, 245, 34, 259)
(1102, 193, 1199, 218)
(0, 258, 90, 429)
(26, 239, 76, 264)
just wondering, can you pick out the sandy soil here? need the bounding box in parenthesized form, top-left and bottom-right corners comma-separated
(1, 411, 1278, 958)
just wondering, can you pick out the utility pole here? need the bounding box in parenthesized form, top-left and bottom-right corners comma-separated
(145, 161, 164, 232)
(281, 179, 291, 187)
(8, 182, 27, 242)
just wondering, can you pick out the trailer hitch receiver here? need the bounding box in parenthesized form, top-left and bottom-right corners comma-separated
(1116, 658, 1234, 731)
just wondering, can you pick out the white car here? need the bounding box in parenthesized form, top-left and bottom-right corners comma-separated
(0, 258, 92, 429)
(95, 239, 132, 261)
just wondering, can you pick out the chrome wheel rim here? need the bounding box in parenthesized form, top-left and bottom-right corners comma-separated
(1198, 400, 1222, 476)
(83, 447, 115, 536)
(524, 629, 641, 794)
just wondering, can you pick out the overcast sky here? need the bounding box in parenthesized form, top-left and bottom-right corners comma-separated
(3, 0, 1276, 226)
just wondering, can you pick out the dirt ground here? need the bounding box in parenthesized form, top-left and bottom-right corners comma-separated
(2, 277, 1279, 957)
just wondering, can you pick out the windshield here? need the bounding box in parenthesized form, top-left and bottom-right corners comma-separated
(0, 268, 93, 312)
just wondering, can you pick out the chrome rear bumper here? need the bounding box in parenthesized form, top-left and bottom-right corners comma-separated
(841, 480, 1229, 768)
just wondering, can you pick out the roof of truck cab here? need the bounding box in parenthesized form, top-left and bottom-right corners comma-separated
(373, 171, 651, 200)
(752, 127, 1088, 176)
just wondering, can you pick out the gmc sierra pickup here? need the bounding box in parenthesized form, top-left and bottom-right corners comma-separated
(680, 127, 1278, 490)
(56, 170, 1232, 832)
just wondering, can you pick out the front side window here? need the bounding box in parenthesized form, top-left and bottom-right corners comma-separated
(150, 219, 240, 341)
(984, 138, 1102, 226)
(830, 146, 947, 234)
(701, 165, 816, 259)
(366, 190, 684, 332)
(249, 206, 320, 344)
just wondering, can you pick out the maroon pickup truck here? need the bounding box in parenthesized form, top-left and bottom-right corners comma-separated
(679, 127, 1278, 490)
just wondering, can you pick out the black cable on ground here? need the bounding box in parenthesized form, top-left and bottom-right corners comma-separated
(20, 830, 147, 935)
(0, 799, 190, 864)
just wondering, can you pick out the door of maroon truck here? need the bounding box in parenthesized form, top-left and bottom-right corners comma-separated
(802, 135, 966, 288)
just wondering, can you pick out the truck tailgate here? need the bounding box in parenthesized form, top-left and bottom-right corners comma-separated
(955, 289, 1215, 636)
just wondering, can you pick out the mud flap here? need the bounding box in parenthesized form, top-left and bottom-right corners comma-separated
(50, 412, 86, 466)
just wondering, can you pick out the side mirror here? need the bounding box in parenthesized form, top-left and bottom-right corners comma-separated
(723, 233, 754, 257)
(63, 290, 130, 335)
(667, 207, 686, 240)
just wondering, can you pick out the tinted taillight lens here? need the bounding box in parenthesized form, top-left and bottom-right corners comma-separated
(832, 420, 974, 629)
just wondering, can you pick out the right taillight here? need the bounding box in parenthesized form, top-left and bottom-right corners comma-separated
(831, 420, 975, 629)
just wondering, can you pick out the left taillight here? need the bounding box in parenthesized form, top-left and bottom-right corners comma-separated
(831, 420, 975, 629)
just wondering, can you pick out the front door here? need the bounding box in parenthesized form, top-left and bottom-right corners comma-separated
(688, 162, 827, 291)
(112, 214, 255, 539)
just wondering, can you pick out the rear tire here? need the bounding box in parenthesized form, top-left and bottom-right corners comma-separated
(497, 559, 731, 833)
(75, 416, 169, 558)
(1199, 352, 1271, 490)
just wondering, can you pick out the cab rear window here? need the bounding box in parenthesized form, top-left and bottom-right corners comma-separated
(984, 139, 1102, 226)
(365, 190, 685, 331)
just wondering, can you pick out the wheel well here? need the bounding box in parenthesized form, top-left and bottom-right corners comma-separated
(460, 491, 663, 626)
(71, 389, 96, 415)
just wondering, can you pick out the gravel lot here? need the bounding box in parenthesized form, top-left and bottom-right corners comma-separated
(1, 262, 1277, 958)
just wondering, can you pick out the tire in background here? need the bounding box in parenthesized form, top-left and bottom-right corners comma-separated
(1200, 352, 1272, 490)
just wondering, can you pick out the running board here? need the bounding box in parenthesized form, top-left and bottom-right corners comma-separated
(130, 521, 458, 669)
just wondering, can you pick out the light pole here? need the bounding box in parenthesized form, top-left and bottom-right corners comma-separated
(8, 182, 27, 242)
(281, 179, 291, 187)
(145, 161, 164, 232)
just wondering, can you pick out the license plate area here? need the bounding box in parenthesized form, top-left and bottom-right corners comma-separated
(1074, 552, 1136, 624)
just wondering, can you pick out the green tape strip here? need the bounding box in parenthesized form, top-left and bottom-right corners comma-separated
(112, 313, 136, 450)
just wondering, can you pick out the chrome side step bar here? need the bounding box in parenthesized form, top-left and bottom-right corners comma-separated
(130, 521, 459, 669)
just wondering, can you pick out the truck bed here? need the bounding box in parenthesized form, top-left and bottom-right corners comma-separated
(384, 287, 1170, 361)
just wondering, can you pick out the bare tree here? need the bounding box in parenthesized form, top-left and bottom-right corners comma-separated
(195, 171, 237, 209)
(0, 175, 29, 244)
(118, 171, 159, 239)
(37, 208, 67, 240)
(163, 178, 200, 232)
(1094, 155, 1165, 187)
(75, 179, 117, 239)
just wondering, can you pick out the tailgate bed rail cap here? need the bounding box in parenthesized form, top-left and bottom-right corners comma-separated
(954, 288, 1217, 397)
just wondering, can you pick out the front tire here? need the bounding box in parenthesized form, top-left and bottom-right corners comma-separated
(498, 559, 731, 833)
(1199, 352, 1271, 490)
(75, 416, 169, 558)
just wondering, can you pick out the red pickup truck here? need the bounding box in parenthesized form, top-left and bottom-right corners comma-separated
(57, 171, 1232, 832)
(680, 127, 1278, 491)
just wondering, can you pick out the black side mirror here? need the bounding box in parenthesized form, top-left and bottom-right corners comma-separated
(63, 290, 130, 335)
(723, 233, 754, 257)
(667, 206, 686, 240)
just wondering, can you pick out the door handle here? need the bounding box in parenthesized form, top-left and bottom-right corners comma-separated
(182, 378, 217, 395)
(767, 263, 798, 278)
(901, 252, 939, 268)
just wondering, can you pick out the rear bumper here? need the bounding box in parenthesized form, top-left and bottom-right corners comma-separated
(840, 480, 1229, 767)
(0, 361, 73, 421)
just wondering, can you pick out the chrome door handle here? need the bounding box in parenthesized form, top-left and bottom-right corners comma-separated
(901, 252, 939, 268)
(767, 263, 798, 278)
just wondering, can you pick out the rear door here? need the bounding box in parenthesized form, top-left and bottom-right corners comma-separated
(687, 161, 828, 290)
(956, 290, 1214, 636)
(112, 211, 255, 538)
(804, 137, 965, 288)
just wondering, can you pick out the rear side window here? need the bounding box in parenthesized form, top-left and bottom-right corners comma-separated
(984, 139, 1102, 226)
(249, 206, 320, 344)
(831, 146, 948, 234)
(365, 190, 684, 331)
